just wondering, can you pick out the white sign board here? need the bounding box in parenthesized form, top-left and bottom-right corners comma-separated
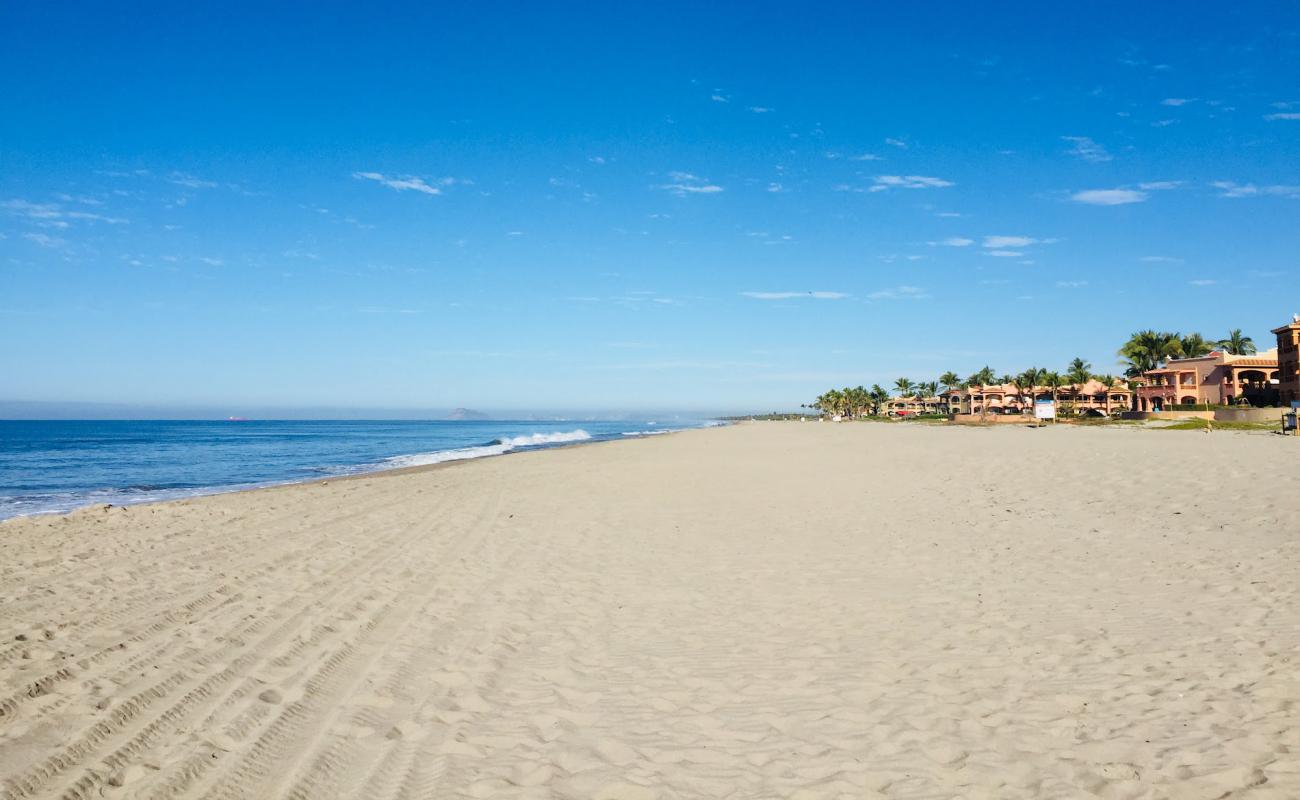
(1034, 399, 1056, 420)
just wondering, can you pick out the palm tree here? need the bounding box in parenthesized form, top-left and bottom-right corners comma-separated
(894, 377, 914, 397)
(1179, 332, 1214, 358)
(973, 366, 997, 386)
(1119, 330, 1182, 377)
(939, 371, 961, 392)
(1063, 357, 1092, 416)
(1011, 368, 1041, 415)
(869, 384, 890, 415)
(1217, 329, 1257, 355)
(1042, 371, 1067, 412)
(852, 385, 870, 418)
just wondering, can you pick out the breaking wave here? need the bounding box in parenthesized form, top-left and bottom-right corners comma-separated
(380, 430, 592, 469)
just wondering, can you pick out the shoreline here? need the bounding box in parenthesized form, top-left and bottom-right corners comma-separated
(0, 422, 720, 523)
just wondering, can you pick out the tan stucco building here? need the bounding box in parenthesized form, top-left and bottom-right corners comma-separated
(1134, 349, 1279, 411)
(944, 379, 1133, 416)
(1274, 315, 1300, 406)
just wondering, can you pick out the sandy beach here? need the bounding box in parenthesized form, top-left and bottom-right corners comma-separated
(2, 421, 1298, 799)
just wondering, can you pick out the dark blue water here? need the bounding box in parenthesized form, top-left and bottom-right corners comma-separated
(0, 419, 718, 519)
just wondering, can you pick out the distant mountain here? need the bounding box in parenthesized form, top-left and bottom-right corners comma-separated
(444, 408, 491, 420)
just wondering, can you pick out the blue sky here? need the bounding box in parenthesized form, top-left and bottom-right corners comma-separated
(2, 3, 1298, 414)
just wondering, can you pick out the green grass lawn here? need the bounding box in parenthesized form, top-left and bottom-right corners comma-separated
(1158, 419, 1283, 432)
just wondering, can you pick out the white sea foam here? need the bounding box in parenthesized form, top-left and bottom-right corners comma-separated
(381, 443, 513, 469)
(380, 429, 591, 469)
(500, 429, 591, 447)
(621, 429, 671, 436)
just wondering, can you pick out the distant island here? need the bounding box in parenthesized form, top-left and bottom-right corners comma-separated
(443, 408, 491, 421)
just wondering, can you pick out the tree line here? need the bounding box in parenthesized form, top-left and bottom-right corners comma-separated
(806, 328, 1257, 419)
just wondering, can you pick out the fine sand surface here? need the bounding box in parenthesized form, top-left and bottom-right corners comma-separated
(2, 422, 1299, 800)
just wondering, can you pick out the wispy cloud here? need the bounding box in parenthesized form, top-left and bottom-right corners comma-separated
(710, 93, 730, 103)
(1211, 181, 1300, 199)
(1071, 188, 1147, 205)
(928, 237, 973, 247)
(870, 175, 954, 191)
(658, 171, 724, 196)
(867, 285, 930, 301)
(352, 172, 447, 195)
(2, 198, 127, 226)
(741, 291, 847, 300)
(1137, 181, 1183, 190)
(885, 138, 907, 148)
(766, 182, 787, 193)
(1160, 98, 1193, 106)
(1062, 136, 1111, 163)
(1056, 281, 1088, 288)
(747, 106, 774, 113)
(167, 172, 219, 189)
(1264, 112, 1300, 121)
(983, 235, 1049, 249)
(1189, 279, 1217, 286)
(1140, 255, 1183, 263)
(22, 232, 67, 248)
(986, 250, 1023, 257)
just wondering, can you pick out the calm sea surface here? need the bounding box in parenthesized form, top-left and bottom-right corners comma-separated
(0, 419, 717, 519)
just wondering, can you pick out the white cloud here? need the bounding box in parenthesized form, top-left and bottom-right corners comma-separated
(199, 257, 224, 266)
(1265, 113, 1300, 120)
(1071, 188, 1148, 205)
(1212, 181, 1300, 199)
(352, 172, 443, 195)
(766, 182, 786, 193)
(1189, 279, 1217, 286)
(867, 285, 930, 301)
(982, 235, 1039, 248)
(1062, 136, 1111, 163)
(658, 171, 724, 196)
(1140, 255, 1182, 263)
(1137, 181, 1182, 190)
(167, 172, 218, 189)
(986, 250, 1023, 257)
(871, 175, 954, 190)
(2, 198, 127, 225)
(747, 106, 773, 113)
(929, 237, 974, 247)
(1056, 281, 1088, 288)
(588, 156, 607, 164)
(741, 291, 847, 300)
(885, 138, 907, 148)
(22, 232, 66, 248)
(852, 153, 883, 161)
(1161, 98, 1193, 106)
(710, 93, 730, 103)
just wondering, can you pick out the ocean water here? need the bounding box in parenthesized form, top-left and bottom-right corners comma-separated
(0, 418, 717, 520)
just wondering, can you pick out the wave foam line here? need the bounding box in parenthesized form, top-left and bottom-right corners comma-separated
(382, 429, 592, 469)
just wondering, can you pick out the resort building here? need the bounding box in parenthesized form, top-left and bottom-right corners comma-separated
(1274, 316, 1300, 406)
(944, 379, 1133, 416)
(1133, 349, 1279, 411)
(884, 396, 949, 416)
